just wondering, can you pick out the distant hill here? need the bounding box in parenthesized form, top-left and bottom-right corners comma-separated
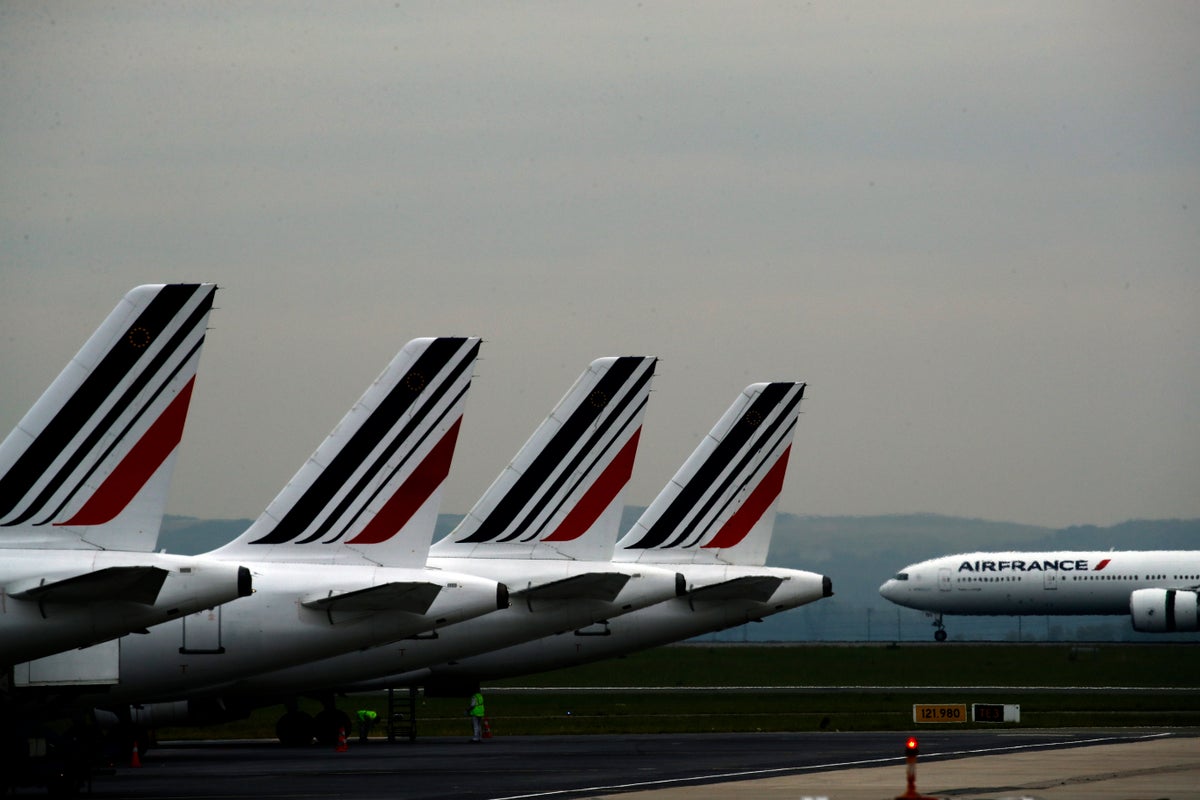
(159, 513, 1200, 644)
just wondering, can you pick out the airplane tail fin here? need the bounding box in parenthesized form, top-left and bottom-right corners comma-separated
(432, 356, 656, 561)
(212, 337, 480, 566)
(0, 284, 217, 551)
(616, 382, 804, 567)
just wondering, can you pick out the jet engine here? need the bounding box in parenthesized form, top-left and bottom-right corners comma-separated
(1130, 588, 1200, 633)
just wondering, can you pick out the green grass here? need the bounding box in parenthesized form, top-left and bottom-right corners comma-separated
(156, 643, 1200, 740)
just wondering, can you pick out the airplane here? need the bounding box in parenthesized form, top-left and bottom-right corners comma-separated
(121, 356, 687, 735)
(0, 284, 251, 668)
(879, 550, 1200, 640)
(21, 336, 507, 744)
(339, 381, 833, 688)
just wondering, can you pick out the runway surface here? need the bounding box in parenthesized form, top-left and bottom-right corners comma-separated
(45, 729, 1196, 800)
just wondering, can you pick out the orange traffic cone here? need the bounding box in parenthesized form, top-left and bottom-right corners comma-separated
(482, 718, 492, 739)
(130, 741, 142, 768)
(335, 727, 348, 752)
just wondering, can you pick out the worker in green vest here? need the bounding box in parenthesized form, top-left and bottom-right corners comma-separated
(467, 690, 485, 742)
(356, 709, 378, 743)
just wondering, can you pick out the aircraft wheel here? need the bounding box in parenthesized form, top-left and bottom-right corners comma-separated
(275, 711, 315, 747)
(934, 629, 948, 642)
(314, 709, 352, 746)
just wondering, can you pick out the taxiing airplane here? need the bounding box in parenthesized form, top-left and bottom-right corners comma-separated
(125, 356, 686, 734)
(1, 284, 251, 667)
(346, 381, 832, 686)
(880, 551, 1200, 640)
(23, 337, 506, 736)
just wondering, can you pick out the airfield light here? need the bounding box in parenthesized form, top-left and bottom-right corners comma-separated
(895, 735, 937, 800)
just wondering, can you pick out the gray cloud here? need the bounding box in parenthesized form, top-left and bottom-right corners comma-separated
(2, 2, 1197, 528)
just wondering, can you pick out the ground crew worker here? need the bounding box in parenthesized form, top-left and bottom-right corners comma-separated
(467, 690, 485, 742)
(356, 709, 377, 743)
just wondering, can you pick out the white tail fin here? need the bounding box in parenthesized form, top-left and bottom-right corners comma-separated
(212, 337, 480, 567)
(0, 284, 216, 552)
(433, 356, 656, 561)
(616, 381, 804, 567)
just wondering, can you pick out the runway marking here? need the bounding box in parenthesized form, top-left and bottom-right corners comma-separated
(487, 732, 1175, 800)
(488, 684, 1200, 692)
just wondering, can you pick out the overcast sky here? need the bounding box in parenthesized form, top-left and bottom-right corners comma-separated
(2, 2, 1197, 529)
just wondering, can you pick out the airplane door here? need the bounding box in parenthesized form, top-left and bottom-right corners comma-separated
(938, 568, 952, 591)
(180, 607, 225, 654)
(1044, 570, 1058, 591)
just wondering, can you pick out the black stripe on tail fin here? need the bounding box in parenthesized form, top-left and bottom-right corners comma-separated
(0, 284, 215, 527)
(623, 382, 804, 551)
(248, 337, 479, 546)
(455, 356, 654, 545)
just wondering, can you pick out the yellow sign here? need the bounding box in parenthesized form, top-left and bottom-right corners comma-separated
(913, 704, 967, 723)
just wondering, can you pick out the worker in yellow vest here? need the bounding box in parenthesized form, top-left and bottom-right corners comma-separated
(356, 709, 377, 743)
(467, 690, 486, 742)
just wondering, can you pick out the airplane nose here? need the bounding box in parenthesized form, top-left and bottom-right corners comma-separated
(879, 580, 896, 600)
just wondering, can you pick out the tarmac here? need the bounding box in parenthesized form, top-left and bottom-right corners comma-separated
(598, 735, 1200, 800)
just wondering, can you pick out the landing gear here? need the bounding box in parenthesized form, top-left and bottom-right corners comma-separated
(313, 696, 351, 747)
(931, 614, 947, 642)
(275, 705, 315, 747)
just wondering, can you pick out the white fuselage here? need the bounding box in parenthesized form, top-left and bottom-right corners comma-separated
(879, 551, 1200, 616)
(1, 550, 248, 665)
(348, 565, 831, 687)
(71, 560, 504, 704)
(184, 558, 684, 697)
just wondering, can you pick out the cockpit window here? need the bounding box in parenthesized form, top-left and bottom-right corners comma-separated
(894, 573, 909, 581)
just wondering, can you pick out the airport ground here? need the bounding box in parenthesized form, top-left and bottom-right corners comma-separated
(25, 729, 1200, 799)
(30, 643, 1192, 798)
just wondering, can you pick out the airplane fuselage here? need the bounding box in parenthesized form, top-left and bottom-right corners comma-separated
(880, 550, 1200, 617)
(165, 558, 685, 698)
(1, 550, 250, 665)
(27, 560, 505, 704)
(347, 564, 831, 688)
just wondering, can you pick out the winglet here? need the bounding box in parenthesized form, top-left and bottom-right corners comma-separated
(0, 284, 217, 552)
(212, 337, 480, 567)
(617, 382, 804, 567)
(433, 356, 656, 561)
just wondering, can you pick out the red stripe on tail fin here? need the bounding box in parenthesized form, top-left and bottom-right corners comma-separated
(701, 445, 791, 550)
(57, 378, 196, 527)
(542, 428, 641, 543)
(347, 417, 462, 545)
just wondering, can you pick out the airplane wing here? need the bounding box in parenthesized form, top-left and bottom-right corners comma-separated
(686, 575, 784, 603)
(301, 582, 443, 615)
(512, 572, 631, 602)
(7, 566, 169, 605)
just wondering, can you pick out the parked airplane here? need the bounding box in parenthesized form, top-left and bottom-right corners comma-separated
(124, 356, 686, 737)
(344, 381, 833, 687)
(23, 337, 506, 738)
(0, 284, 251, 667)
(880, 551, 1200, 640)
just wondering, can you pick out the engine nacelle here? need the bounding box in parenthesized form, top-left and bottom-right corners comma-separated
(127, 697, 250, 728)
(1130, 588, 1200, 633)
